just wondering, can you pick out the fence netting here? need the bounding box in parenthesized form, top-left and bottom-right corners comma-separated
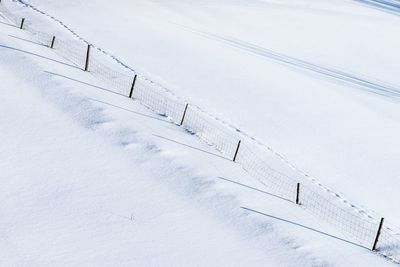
(1, 0, 400, 263)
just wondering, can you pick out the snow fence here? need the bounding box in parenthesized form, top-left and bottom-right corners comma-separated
(1, 0, 400, 263)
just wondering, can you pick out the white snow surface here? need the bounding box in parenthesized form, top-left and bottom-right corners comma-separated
(18, 0, 400, 225)
(0, 20, 312, 266)
(0, 0, 399, 266)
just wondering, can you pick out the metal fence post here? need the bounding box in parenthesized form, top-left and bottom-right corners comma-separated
(233, 140, 241, 162)
(180, 104, 189, 126)
(20, 18, 25, 29)
(129, 74, 137, 98)
(50, 36, 56, 49)
(296, 183, 300, 205)
(84, 44, 91, 71)
(372, 218, 384, 251)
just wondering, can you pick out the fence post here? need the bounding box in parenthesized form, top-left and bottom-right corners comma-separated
(50, 36, 56, 49)
(372, 218, 384, 251)
(233, 140, 241, 162)
(129, 74, 137, 98)
(84, 44, 91, 71)
(19, 18, 25, 29)
(180, 104, 189, 126)
(296, 183, 300, 205)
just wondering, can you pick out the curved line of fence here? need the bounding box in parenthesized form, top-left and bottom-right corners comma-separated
(1, 0, 400, 263)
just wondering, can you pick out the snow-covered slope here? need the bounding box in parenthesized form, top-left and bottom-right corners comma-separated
(0, 16, 322, 266)
(18, 0, 400, 226)
(2, 9, 395, 266)
(1, 0, 400, 265)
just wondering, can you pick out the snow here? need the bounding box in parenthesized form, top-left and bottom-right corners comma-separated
(0, 24, 308, 267)
(17, 0, 400, 224)
(0, 0, 399, 266)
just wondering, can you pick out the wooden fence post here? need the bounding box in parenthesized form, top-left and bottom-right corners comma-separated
(20, 18, 25, 29)
(372, 218, 384, 251)
(180, 104, 189, 126)
(129, 74, 137, 98)
(84, 44, 91, 71)
(50, 36, 56, 49)
(296, 183, 300, 205)
(233, 140, 241, 162)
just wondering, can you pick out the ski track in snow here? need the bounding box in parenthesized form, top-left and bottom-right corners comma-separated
(172, 24, 400, 100)
(355, 0, 400, 14)
(9, 0, 400, 237)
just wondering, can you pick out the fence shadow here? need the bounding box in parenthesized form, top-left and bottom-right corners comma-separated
(241, 206, 368, 250)
(9, 34, 48, 47)
(0, 20, 16, 27)
(217, 176, 292, 203)
(88, 98, 172, 125)
(0, 43, 80, 70)
(44, 71, 126, 97)
(153, 134, 229, 160)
